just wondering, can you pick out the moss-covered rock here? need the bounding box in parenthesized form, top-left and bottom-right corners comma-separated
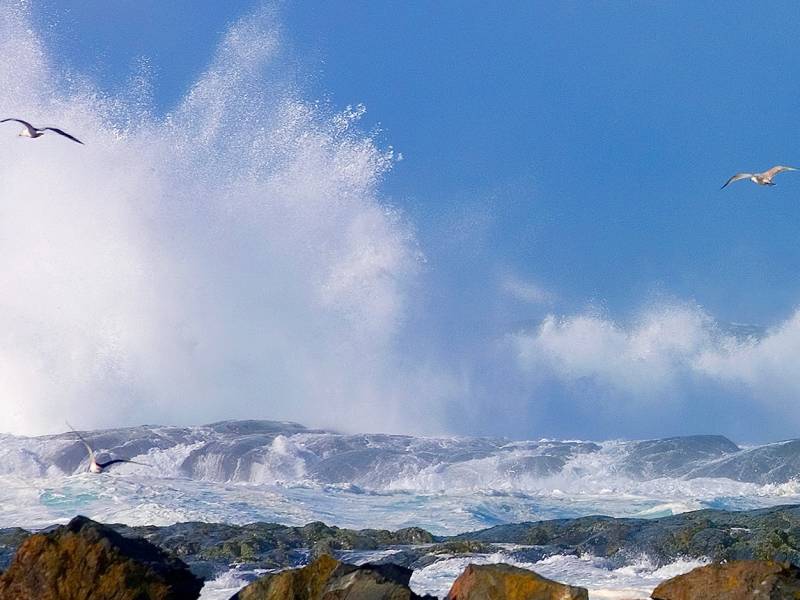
(455, 504, 800, 566)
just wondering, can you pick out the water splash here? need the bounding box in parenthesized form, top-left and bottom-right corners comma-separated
(0, 2, 435, 435)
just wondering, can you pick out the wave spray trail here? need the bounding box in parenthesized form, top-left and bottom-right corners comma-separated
(0, 2, 430, 435)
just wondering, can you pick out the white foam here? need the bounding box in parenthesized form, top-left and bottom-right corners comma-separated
(199, 568, 268, 600)
(410, 552, 707, 599)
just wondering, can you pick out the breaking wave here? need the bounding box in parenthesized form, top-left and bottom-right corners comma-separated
(2, 420, 800, 533)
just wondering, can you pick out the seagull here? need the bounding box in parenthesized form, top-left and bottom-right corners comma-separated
(66, 422, 149, 474)
(1, 118, 83, 145)
(721, 165, 798, 189)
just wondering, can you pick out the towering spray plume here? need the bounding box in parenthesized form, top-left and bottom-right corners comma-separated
(0, 2, 434, 435)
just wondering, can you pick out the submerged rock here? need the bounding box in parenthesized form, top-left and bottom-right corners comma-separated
(445, 563, 588, 599)
(651, 560, 800, 600)
(230, 554, 433, 599)
(0, 515, 202, 600)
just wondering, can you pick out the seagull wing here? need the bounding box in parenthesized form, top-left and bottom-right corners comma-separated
(96, 458, 151, 469)
(66, 421, 94, 460)
(763, 165, 798, 179)
(721, 173, 753, 189)
(42, 127, 84, 145)
(1, 118, 36, 134)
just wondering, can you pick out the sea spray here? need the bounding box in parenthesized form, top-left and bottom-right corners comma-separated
(0, 1, 434, 436)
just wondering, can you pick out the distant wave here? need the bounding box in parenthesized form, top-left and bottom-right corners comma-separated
(6, 420, 800, 490)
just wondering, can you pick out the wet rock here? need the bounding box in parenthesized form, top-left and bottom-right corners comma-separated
(323, 561, 433, 599)
(112, 520, 435, 578)
(372, 541, 502, 570)
(445, 563, 588, 599)
(651, 559, 800, 600)
(230, 555, 433, 599)
(0, 515, 202, 600)
(455, 504, 800, 566)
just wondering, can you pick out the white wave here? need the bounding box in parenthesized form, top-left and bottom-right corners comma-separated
(199, 568, 268, 600)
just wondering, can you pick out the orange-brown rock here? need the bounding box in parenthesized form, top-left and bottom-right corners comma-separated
(230, 554, 434, 599)
(231, 554, 340, 599)
(0, 515, 202, 600)
(651, 559, 800, 600)
(445, 563, 588, 600)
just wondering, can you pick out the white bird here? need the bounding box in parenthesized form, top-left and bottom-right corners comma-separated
(66, 422, 149, 474)
(1, 118, 83, 145)
(721, 165, 797, 189)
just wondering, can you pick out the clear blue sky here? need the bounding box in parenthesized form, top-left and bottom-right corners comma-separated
(18, 1, 800, 439)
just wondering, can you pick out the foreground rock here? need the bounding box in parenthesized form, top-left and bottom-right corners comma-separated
(0, 515, 202, 600)
(446, 563, 588, 600)
(231, 554, 434, 599)
(651, 560, 800, 600)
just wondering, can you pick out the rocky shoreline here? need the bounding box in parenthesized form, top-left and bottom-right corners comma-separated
(3, 505, 800, 597)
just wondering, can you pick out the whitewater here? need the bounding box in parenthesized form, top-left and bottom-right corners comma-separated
(2, 420, 800, 598)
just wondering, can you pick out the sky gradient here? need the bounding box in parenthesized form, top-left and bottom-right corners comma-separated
(4, 1, 800, 441)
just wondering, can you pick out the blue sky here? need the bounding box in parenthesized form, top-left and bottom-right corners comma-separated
(36, 1, 800, 321)
(9, 1, 800, 439)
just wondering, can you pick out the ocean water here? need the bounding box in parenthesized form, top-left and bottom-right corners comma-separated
(2, 420, 800, 598)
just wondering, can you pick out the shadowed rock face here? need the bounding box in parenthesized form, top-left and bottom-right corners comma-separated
(651, 560, 800, 600)
(0, 515, 202, 600)
(445, 563, 588, 600)
(230, 555, 435, 599)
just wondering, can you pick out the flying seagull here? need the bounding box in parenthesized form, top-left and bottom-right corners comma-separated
(721, 165, 797, 189)
(1, 118, 83, 145)
(66, 422, 148, 474)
